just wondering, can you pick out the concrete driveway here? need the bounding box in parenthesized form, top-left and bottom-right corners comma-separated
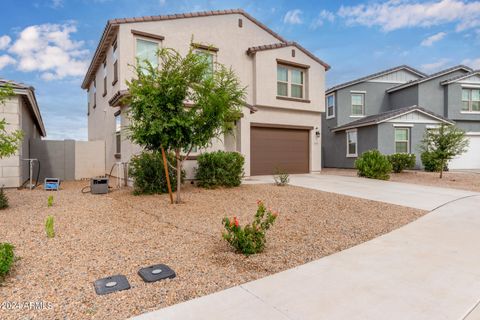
(244, 173, 477, 211)
(133, 175, 480, 320)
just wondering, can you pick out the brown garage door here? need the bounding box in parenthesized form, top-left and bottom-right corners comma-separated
(250, 126, 309, 175)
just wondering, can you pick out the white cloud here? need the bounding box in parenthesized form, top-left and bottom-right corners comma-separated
(8, 22, 89, 81)
(283, 9, 303, 25)
(0, 55, 16, 70)
(51, 0, 63, 8)
(0, 35, 11, 50)
(338, 0, 480, 32)
(159, 0, 166, 5)
(421, 58, 451, 73)
(310, 10, 335, 29)
(462, 57, 480, 69)
(421, 32, 447, 46)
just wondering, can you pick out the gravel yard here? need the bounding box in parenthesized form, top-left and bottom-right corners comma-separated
(322, 168, 480, 192)
(1, 181, 425, 319)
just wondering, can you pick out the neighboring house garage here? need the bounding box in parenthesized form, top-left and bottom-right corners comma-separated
(250, 124, 310, 175)
(449, 133, 480, 169)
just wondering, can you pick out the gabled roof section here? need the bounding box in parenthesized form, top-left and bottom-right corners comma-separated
(0, 79, 46, 137)
(81, 9, 288, 89)
(326, 65, 427, 94)
(440, 70, 480, 85)
(246, 42, 330, 70)
(331, 105, 453, 133)
(386, 65, 472, 93)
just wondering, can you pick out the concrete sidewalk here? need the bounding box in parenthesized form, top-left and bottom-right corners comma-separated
(244, 173, 477, 211)
(133, 194, 480, 320)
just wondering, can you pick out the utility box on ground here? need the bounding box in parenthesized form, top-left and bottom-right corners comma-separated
(91, 178, 109, 194)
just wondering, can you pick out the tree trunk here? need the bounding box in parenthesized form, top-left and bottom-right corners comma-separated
(439, 159, 444, 179)
(175, 148, 182, 204)
(161, 147, 174, 204)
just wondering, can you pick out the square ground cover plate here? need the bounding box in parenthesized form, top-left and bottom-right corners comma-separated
(94, 274, 130, 295)
(138, 264, 176, 283)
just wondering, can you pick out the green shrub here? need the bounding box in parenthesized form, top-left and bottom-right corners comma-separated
(47, 195, 54, 207)
(0, 243, 15, 279)
(355, 149, 392, 180)
(45, 216, 55, 238)
(0, 187, 8, 210)
(196, 151, 244, 188)
(222, 200, 278, 256)
(273, 168, 290, 186)
(128, 151, 184, 195)
(421, 151, 448, 172)
(387, 153, 416, 173)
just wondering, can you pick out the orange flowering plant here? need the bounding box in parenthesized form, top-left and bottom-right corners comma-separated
(222, 200, 278, 256)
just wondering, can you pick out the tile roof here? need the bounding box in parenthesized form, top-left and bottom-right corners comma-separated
(386, 65, 472, 93)
(440, 69, 480, 85)
(246, 42, 330, 70)
(325, 65, 427, 94)
(331, 105, 453, 132)
(82, 9, 292, 89)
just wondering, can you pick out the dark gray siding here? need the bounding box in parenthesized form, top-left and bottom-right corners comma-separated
(322, 125, 378, 168)
(454, 120, 480, 132)
(389, 85, 418, 110)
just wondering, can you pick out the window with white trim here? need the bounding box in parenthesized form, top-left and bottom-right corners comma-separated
(351, 93, 365, 116)
(326, 94, 335, 119)
(194, 50, 214, 77)
(277, 65, 305, 99)
(136, 38, 159, 69)
(346, 129, 358, 157)
(115, 114, 121, 155)
(462, 88, 480, 112)
(394, 127, 410, 153)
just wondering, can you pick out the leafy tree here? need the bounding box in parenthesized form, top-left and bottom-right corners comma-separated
(419, 124, 469, 178)
(0, 84, 23, 159)
(125, 47, 245, 203)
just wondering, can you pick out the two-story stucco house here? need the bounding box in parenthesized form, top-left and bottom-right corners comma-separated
(82, 9, 329, 178)
(323, 65, 480, 170)
(0, 80, 46, 187)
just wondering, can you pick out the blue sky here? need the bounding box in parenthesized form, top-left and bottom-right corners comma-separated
(0, 0, 479, 140)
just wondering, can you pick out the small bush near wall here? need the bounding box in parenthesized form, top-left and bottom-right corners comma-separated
(355, 150, 392, 180)
(196, 151, 245, 188)
(0, 188, 8, 210)
(222, 200, 278, 256)
(129, 151, 184, 195)
(0, 242, 15, 280)
(421, 151, 448, 172)
(387, 153, 416, 173)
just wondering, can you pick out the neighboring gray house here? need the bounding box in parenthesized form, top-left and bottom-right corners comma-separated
(323, 65, 480, 169)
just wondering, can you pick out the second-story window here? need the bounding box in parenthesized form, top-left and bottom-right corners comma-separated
(351, 93, 365, 116)
(136, 38, 159, 69)
(112, 40, 118, 85)
(326, 94, 335, 119)
(102, 60, 107, 96)
(462, 88, 480, 112)
(195, 50, 214, 77)
(277, 65, 305, 99)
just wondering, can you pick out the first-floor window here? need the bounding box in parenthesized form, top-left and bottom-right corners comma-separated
(346, 129, 357, 157)
(115, 114, 121, 154)
(395, 127, 410, 153)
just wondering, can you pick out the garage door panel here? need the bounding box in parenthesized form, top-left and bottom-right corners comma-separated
(251, 126, 309, 175)
(449, 135, 480, 169)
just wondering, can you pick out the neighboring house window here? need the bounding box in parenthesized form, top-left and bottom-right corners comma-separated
(346, 129, 358, 157)
(115, 114, 121, 155)
(102, 60, 107, 96)
(351, 93, 365, 116)
(195, 50, 214, 76)
(277, 65, 305, 99)
(326, 94, 335, 119)
(93, 79, 96, 108)
(136, 38, 159, 69)
(462, 88, 480, 112)
(395, 128, 410, 153)
(112, 40, 118, 85)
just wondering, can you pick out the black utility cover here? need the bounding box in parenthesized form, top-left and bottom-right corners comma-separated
(94, 274, 130, 295)
(138, 264, 176, 283)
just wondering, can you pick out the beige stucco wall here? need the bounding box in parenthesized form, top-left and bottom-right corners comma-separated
(74, 140, 106, 179)
(87, 13, 326, 178)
